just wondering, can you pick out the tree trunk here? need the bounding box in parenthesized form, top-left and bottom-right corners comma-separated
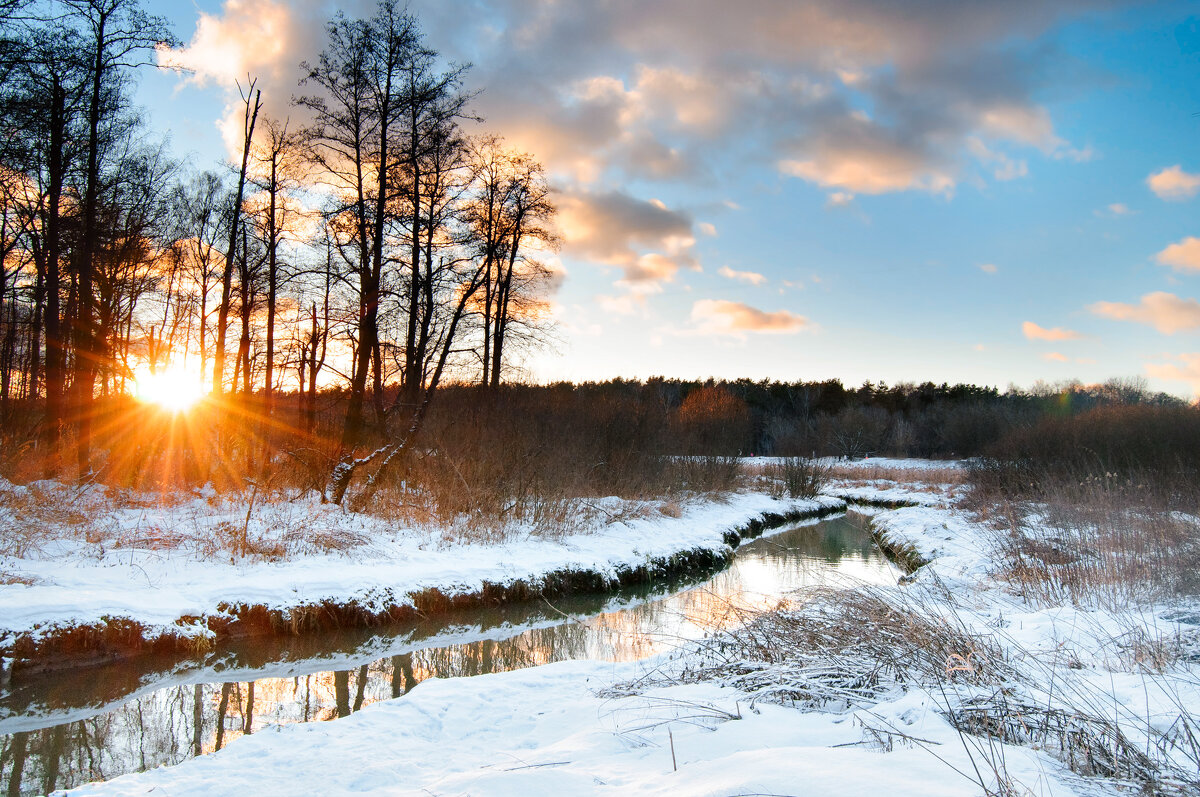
(264, 155, 278, 416)
(41, 79, 66, 445)
(213, 85, 260, 397)
(73, 6, 110, 475)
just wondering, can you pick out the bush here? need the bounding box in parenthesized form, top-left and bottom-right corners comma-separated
(768, 457, 830, 499)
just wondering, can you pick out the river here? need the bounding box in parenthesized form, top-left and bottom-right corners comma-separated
(0, 510, 895, 796)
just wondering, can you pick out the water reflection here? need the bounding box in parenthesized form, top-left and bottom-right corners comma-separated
(0, 512, 893, 796)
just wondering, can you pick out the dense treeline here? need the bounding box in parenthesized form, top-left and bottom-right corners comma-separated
(1, 372, 1183, 492)
(0, 0, 557, 494)
(478, 375, 1183, 460)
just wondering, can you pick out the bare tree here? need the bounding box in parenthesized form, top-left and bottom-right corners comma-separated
(486, 151, 556, 389)
(396, 43, 474, 410)
(247, 116, 303, 414)
(212, 78, 261, 397)
(169, 171, 226, 387)
(64, 0, 175, 472)
(298, 1, 422, 450)
(0, 23, 89, 450)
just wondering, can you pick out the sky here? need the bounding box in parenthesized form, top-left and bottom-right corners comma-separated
(138, 0, 1200, 395)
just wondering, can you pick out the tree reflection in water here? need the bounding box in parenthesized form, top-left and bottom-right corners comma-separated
(0, 513, 894, 796)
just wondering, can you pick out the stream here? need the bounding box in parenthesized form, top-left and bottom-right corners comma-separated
(0, 510, 895, 796)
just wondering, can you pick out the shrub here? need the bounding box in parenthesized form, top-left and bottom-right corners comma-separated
(768, 457, 830, 498)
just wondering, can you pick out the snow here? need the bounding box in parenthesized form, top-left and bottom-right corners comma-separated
(0, 485, 843, 648)
(10, 463, 1200, 796)
(746, 456, 965, 471)
(817, 458, 967, 507)
(65, 659, 1078, 797)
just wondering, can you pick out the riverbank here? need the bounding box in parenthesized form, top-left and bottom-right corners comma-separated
(65, 657, 1064, 797)
(0, 480, 843, 672)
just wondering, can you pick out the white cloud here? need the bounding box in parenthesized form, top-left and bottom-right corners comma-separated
(967, 137, 1028, 181)
(596, 294, 644, 315)
(978, 263, 997, 274)
(979, 104, 1061, 152)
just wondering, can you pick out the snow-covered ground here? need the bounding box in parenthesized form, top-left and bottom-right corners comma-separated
(821, 457, 965, 507)
(0, 480, 841, 650)
(55, 464, 1200, 797)
(65, 658, 1078, 797)
(748, 456, 964, 471)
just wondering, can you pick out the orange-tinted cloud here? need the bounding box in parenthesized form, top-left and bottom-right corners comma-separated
(1146, 353, 1200, 394)
(778, 116, 956, 195)
(1023, 321, 1082, 341)
(1042, 351, 1069, 362)
(1147, 165, 1200, 201)
(1156, 236, 1200, 273)
(162, 0, 295, 87)
(168, 0, 1107, 202)
(718, 266, 767, 286)
(691, 300, 807, 334)
(1090, 292, 1200, 335)
(555, 189, 698, 285)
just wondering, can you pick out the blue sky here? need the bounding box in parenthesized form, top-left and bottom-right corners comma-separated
(142, 0, 1200, 394)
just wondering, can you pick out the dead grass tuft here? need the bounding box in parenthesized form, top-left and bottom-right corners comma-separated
(612, 587, 1011, 713)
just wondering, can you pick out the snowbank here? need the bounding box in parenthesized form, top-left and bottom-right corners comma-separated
(67, 658, 1075, 797)
(0, 489, 843, 659)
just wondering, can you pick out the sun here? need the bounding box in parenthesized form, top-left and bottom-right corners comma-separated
(134, 364, 206, 412)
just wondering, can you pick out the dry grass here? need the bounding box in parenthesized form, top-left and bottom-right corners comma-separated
(983, 485, 1200, 609)
(825, 463, 966, 486)
(0, 569, 37, 585)
(612, 587, 1012, 712)
(614, 585, 1200, 795)
(0, 477, 387, 565)
(658, 500, 682, 518)
(0, 481, 101, 558)
(353, 445, 742, 545)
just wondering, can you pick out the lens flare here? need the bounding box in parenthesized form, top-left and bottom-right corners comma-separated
(134, 365, 206, 412)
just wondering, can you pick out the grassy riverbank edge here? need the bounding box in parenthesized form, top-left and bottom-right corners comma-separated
(1, 494, 847, 675)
